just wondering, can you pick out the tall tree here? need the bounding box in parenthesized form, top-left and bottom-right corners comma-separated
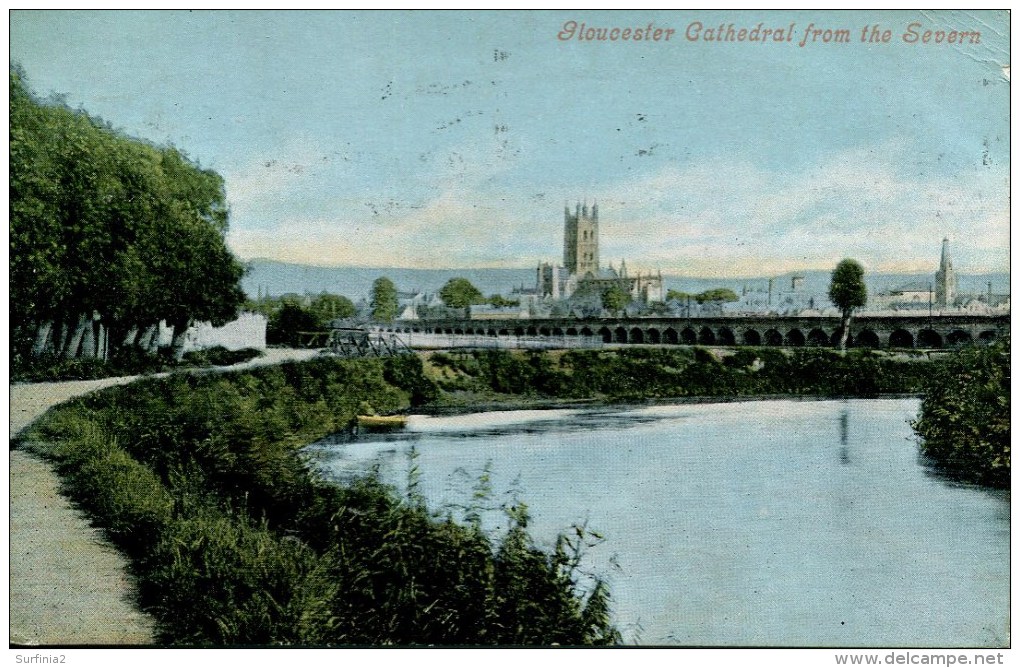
(370, 277, 399, 322)
(10, 66, 245, 364)
(828, 259, 867, 351)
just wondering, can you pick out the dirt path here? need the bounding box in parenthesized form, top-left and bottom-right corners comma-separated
(9, 348, 319, 646)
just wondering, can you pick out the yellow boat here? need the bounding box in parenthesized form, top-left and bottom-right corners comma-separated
(356, 414, 408, 431)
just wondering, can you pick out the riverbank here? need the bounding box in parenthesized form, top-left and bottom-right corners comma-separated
(9, 348, 319, 646)
(16, 354, 619, 645)
(8, 346, 947, 645)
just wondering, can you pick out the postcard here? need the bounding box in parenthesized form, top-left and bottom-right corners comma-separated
(8, 9, 1010, 659)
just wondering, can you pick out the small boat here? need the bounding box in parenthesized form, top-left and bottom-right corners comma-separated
(356, 414, 408, 431)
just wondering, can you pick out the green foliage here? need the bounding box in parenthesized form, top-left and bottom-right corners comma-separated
(384, 354, 440, 406)
(371, 276, 399, 322)
(266, 304, 319, 346)
(694, 288, 739, 304)
(828, 259, 868, 315)
(600, 284, 631, 314)
(307, 292, 356, 326)
(665, 289, 691, 302)
(429, 348, 930, 402)
(25, 357, 616, 645)
(10, 67, 245, 368)
(181, 347, 263, 368)
(11, 346, 262, 382)
(439, 277, 486, 309)
(912, 339, 1010, 487)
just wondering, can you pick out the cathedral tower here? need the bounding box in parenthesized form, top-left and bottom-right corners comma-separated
(563, 201, 599, 276)
(934, 237, 957, 307)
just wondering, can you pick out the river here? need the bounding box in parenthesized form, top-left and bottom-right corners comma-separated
(306, 398, 1009, 647)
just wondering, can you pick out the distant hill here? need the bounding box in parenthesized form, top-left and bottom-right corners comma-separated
(242, 259, 1009, 302)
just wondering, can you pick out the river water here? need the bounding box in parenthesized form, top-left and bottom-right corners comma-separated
(306, 398, 1009, 647)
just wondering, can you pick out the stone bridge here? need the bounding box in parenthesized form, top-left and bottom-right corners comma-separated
(372, 314, 1008, 350)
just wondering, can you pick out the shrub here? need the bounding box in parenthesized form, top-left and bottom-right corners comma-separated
(912, 339, 1010, 487)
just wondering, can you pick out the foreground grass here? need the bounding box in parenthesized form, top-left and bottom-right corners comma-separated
(20, 355, 618, 646)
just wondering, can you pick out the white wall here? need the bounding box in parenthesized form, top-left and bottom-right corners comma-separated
(182, 312, 268, 352)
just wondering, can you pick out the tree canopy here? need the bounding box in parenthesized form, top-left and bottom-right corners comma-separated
(828, 259, 867, 350)
(10, 67, 245, 363)
(439, 277, 486, 309)
(601, 284, 631, 314)
(828, 259, 867, 315)
(370, 277, 399, 322)
(694, 288, 739, 304)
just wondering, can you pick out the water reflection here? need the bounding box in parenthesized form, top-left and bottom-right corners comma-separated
(839, 406, 850, 465)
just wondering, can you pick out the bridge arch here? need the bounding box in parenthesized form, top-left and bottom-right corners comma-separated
(743, 329, 761, 346)
(830, 330, 853, 347)
(526, 326, 538, 336)
(698, 327, 716, 345)
(946, 329, 972, 347)
(580, 326, 594, 337)
(499, 328, 510, 336)
(538, 326, 551, 336)
(917, 329, 942, 348)
(599, 327, 613, 343)
(630, 328, 645, 344)
(647, 328, 661, 344)
(614, 327, 628, 343)
(664, 327, 679, 344)
(785, 329, 805, 347)
(487, 328, 498, 337)
(681, 328, 697, 345)
(979, 330, 997, 344)
(889, 329, 914, 348)
(514, 326, 525, 337)
(565, 327, 578, 336)
(855, 329, 880, 348)
(717, 327, 736, 345)
(807, 328, 828, 346)
(764, 329, 783, 346)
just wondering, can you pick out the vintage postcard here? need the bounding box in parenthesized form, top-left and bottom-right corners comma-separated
(8, 9, 1010, 659)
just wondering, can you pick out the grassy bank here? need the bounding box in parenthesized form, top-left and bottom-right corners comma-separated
(423, 347, 932, 402)
(19, 345, 972, 645)
(20, 356, 617, 646)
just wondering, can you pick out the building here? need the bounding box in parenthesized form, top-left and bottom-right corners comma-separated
(934, 237, 957, 307)
(537, 202, 664, 305)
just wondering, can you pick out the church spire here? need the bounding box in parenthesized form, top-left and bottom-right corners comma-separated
(935, 236, 957, 308)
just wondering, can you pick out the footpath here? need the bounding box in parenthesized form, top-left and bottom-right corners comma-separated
(9, 349, 318, 646)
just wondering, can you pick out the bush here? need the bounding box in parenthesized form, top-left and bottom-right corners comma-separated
(912, 339, 1009, 487)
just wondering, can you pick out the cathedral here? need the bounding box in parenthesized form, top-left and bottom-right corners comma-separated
(536, 202, 664, 304)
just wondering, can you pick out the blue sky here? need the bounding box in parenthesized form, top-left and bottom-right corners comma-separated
(10, 10, 1010, 276)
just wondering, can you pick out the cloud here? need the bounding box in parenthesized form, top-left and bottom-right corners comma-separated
(225, 139, 1009, 276)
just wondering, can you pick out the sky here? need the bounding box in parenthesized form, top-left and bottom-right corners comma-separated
(9, 10, 1011, 277)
